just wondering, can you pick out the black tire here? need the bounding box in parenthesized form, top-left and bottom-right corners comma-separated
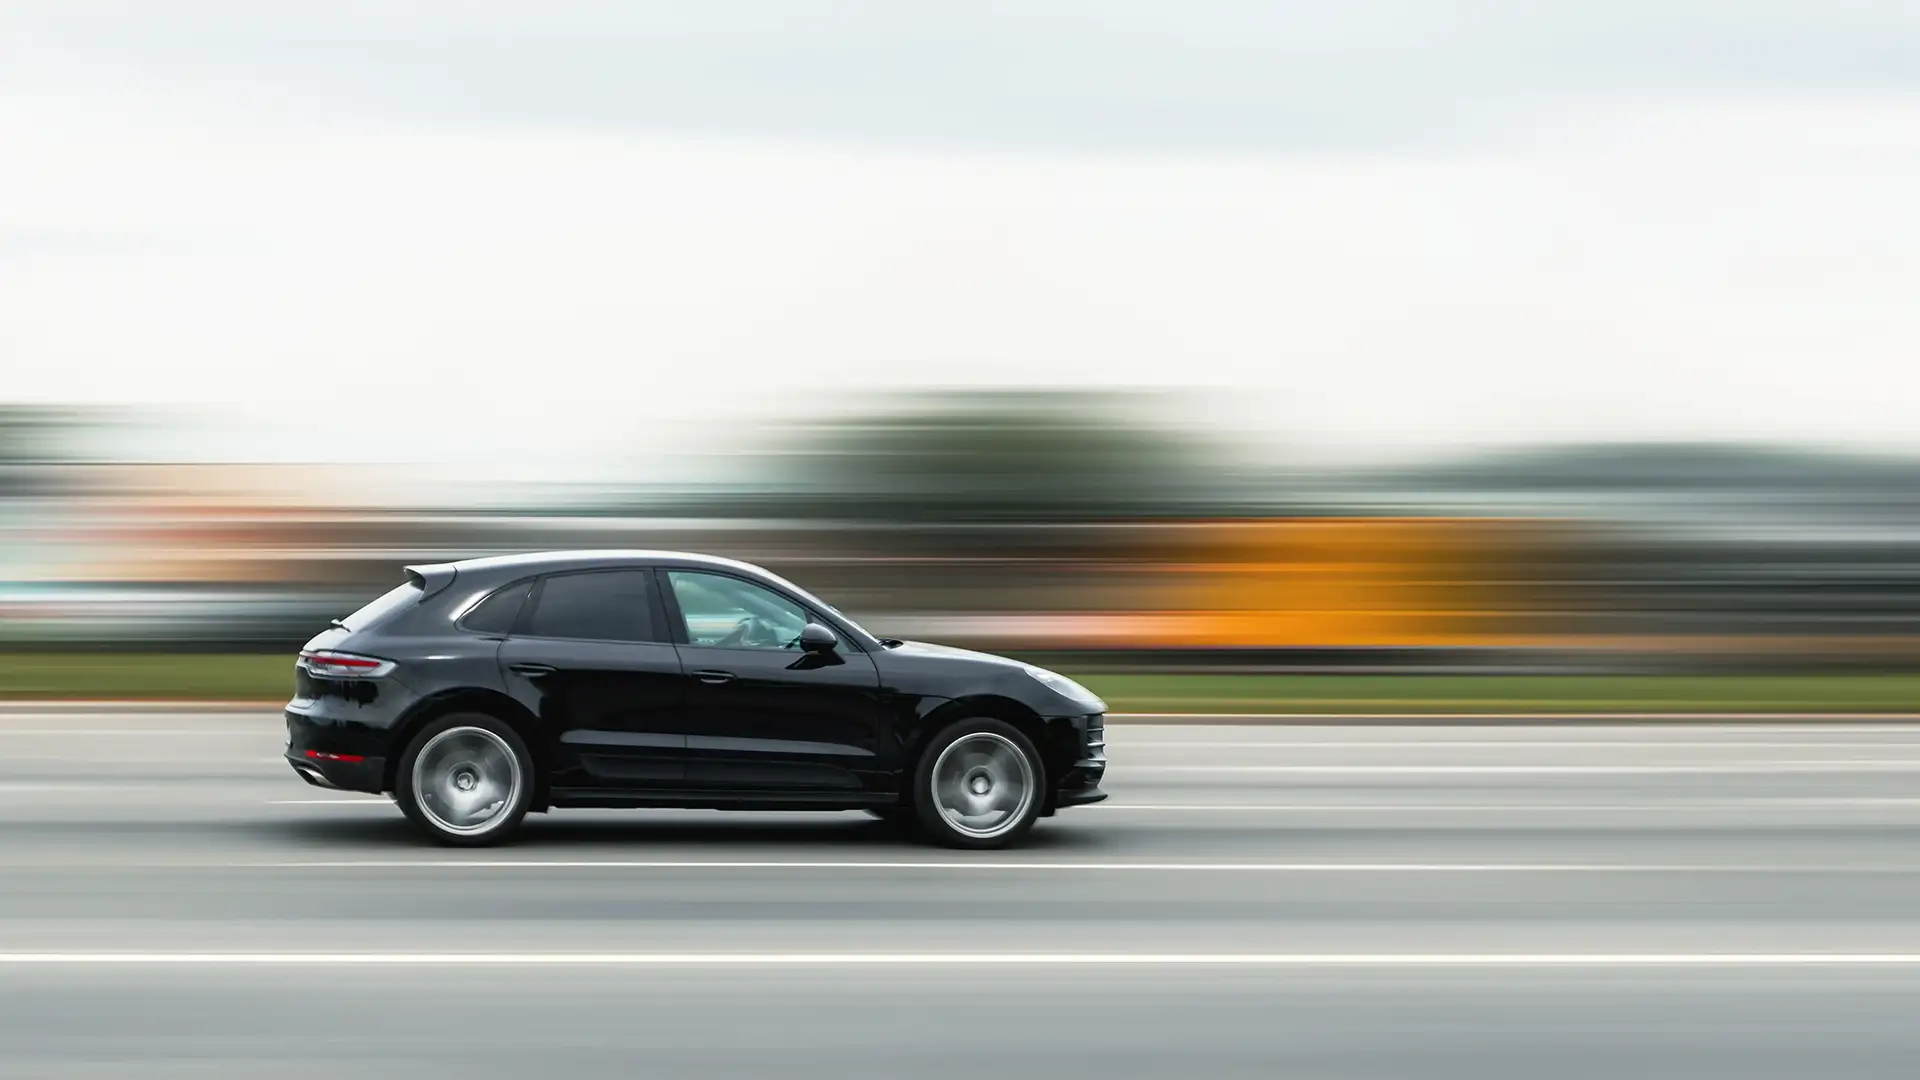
(394, 712, 534, 847)
(912, 718, 1045, 849)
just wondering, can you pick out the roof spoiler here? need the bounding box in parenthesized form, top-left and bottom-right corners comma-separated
(404, 563, 458, 599)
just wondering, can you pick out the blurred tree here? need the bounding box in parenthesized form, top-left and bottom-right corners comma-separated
(771, 390, 1214, 522)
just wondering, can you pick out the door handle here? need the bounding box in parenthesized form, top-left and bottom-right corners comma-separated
(693, 669, 735, 685)
(508, 663, 556, 679)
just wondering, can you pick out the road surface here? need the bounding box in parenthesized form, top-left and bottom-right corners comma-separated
(2, 709, 1920, 1077)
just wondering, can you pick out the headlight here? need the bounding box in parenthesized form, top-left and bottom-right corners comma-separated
(1022, 665, 1105, 709)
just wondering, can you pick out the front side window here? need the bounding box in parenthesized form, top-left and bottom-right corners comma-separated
(523, 570, 661, 643)
(668, 571, 809, 650)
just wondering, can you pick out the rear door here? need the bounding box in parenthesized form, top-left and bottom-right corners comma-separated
(497, 568, 688, 790)
(661, 568, 883, 792)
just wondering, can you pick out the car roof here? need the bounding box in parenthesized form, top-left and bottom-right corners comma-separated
(438, 550, 769, 578)
(403, 549, 880, 646)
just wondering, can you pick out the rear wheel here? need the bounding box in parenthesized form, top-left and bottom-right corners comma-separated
(395, 713, 533, 847)
(913, 719, 1044, 849)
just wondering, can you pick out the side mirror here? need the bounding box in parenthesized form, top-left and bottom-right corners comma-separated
(797, 622, 839, 654)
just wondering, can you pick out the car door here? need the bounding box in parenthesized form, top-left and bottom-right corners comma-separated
(661, 568, 883, 792)
(497, 568, 689, 790)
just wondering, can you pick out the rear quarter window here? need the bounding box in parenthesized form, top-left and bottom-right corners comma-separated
(339, 581, 423, 631)
(459, 580, 531, 635)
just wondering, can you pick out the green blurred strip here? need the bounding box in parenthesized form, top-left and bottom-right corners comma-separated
(0, 655, 1919, 714)
(0, 654, 295, 701)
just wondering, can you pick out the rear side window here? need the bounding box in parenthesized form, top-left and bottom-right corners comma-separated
(460, 581, 530, 635)
(339, 580, 423, 631)
(523, 570, 662, 643)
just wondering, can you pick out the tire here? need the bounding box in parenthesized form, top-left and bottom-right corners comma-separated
(395, 712, 534, 847)
(912, 718, 1045, 849)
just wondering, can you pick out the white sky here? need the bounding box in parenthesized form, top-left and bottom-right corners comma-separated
(3, 2, 1919, 475)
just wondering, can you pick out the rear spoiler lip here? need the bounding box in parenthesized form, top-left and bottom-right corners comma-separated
(403, 563, 459, 599)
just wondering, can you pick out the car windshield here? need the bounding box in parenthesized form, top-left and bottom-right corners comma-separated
(741, 567, 879, 644)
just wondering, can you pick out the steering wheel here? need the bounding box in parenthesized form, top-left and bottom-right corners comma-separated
(717, 616, 778, 648)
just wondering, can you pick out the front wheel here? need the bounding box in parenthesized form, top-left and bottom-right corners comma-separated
(913, 719, 1044, 849)
(395, 713, 533, 847)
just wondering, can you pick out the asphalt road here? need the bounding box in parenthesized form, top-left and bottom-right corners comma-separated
(5, 710, 1920, 1077)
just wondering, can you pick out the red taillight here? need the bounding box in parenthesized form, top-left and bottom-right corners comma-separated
(298, 650, 396, 678)
(305, 749, 367, 763)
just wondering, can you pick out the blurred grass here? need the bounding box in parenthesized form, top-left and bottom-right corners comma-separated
(0, 654, 293, 701)
(0, 654, 1918, 713)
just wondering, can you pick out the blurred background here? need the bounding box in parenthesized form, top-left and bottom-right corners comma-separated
(4, 2, 1920, 710)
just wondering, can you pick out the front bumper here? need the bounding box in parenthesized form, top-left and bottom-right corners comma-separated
(1049, 711, 1107, 809)
(1054, 784, 1108, 808)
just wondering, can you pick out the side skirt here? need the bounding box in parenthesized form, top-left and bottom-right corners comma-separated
(549, 788, 901, 812)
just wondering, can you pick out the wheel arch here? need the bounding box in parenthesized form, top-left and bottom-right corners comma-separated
(906, 694, 1056, 803)
(384, 688, 549, 809)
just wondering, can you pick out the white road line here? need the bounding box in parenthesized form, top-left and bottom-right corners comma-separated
(1136, 760, 1920, 768)
(1111, 715, 1920, 723)
(0, 730, 259, 737)
(1115, 741, 1920, 750)
(264, 798, 1920, 812)
(238, 859, 1893, 873)
(3, 951, 1920, 967)
(1097, 799, 1920, 811)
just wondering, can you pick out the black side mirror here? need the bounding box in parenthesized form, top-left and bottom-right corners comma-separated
(797, 622, 839, 654)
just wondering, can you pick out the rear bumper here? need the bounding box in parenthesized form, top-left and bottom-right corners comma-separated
(285, 708, 390, 793)
(286, 751, 387, 794)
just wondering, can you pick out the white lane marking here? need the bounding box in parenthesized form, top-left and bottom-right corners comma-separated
(1115, 741, 1920, 750)
(4, 951, 1920, 967)
(1111, 715, 1920, 723)
(240, 859, 1893, 873)
(1134, 763, 1920, 774)
(266, 797, 1920, 811)
(1098, 799, 1920, 811)
(0, 730, 260, 737)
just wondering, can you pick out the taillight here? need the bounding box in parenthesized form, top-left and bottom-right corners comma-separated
(298, 650, 396, 678)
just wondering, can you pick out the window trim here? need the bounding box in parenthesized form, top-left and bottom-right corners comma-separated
(654, 567, 868, 654)
(511, 568, 673, 646)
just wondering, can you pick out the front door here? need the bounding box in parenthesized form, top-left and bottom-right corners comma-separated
(497, 568, 688, 790)
(662, 569, 882, 792)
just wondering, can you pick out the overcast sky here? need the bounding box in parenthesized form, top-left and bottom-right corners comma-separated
(3, 1, 1918, 472)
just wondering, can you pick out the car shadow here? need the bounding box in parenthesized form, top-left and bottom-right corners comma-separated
(255, 810, 1109, 852)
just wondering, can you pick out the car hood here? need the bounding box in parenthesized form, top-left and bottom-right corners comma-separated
(883, 639, 1029, 670)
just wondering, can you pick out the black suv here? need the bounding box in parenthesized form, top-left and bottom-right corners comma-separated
(287, 550, 1108, 847)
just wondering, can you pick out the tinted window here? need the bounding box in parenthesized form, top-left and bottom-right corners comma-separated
(339, 580, 422, 631)
(524, 570, 661, 643)
(460, 581, 530, 635)
(668, 571, 809, 650)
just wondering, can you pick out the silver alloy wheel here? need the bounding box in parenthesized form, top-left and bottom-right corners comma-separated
(411, 726, 522, 836)
(930, 731, 1036, 840)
